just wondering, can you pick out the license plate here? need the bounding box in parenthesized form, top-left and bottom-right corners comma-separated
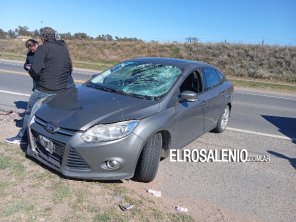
(39, 135, 55, 154)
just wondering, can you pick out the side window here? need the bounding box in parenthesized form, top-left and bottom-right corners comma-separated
(180, 71, 203, 93)
(203, 68, 220, 90)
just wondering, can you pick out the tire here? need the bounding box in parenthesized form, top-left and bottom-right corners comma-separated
(133, 133, 162, 182)
(213, 105, 230, 133)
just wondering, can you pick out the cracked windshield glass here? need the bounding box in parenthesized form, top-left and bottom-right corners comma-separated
(89, 62, 182, 99)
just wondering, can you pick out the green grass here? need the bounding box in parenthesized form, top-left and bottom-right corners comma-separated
(72, 60, 114, 71)
(0, 52, 113, 71)
(3, 201, 34, 217)
(0, 156, 11, 169)
(169, 213, 196, 222)
(231, 78, 296, 92)
(148, 207, 165, 221)
(52, 181, 72, 202)
(0, 52, 26, 61)
(0, 143, 198, 221)
(33, 171, 54, 181)
(0, 181, 14, 197)
(0, 156, 25, 177)
(93, 209, 128, 222)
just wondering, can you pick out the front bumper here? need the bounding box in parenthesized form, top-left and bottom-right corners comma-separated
(27, 116, 144, 180)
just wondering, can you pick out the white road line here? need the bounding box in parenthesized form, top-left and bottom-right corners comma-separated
(0, 90, 30, 97)
(227, 127, 293, 141)
(0, 69, 85, 83)
(0, 61, 96, 73)
(0, 61, 22, 66)
(236, 91, 296, 101)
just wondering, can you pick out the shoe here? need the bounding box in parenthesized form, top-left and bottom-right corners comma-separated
(5, 136, 27, 145)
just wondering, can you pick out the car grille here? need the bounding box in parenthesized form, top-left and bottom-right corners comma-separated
(34, 116, 76, 136)
(31, 126, 90, 171)
(66, 148, 91, 171)
(31, 130, 65, 169)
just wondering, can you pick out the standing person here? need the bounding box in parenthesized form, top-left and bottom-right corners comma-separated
(24, 39, 39, 90)
(5, 27, 75, 144)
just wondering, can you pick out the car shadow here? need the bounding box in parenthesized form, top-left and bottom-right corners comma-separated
(261, 115, 296, 144)
(24, 153, 123, 184)
(267, 150, 296, 170)
(14, 101, 28, 110)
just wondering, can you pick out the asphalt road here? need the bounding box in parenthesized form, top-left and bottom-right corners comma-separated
(0, 60, 295, 221)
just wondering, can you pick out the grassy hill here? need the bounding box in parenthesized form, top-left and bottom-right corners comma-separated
(0, 39, 295, 83)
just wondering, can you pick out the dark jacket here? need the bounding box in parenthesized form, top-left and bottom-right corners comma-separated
(24, 51, 38, 82)
(29, 40, 75, 93)
(24, 51, 35, 71)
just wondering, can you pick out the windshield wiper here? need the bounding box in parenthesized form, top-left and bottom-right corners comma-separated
(86, 82, 154, 100)
(86, 82, 121, 94)
(123, 92, 154, 100)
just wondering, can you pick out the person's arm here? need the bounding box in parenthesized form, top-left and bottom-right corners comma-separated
(29, 46, 46, 78)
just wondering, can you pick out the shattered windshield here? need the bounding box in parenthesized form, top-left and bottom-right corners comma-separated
(88, 62, 182, 99)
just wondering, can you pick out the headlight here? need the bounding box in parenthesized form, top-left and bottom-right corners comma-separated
(81, 120, 139, 142)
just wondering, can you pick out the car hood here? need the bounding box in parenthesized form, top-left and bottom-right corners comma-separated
(35, 85, 160, 131)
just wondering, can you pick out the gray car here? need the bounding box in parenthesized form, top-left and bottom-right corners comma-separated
(26, 57, 233, 182)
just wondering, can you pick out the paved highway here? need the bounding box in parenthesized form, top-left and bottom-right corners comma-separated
(0, 59, 295, 221)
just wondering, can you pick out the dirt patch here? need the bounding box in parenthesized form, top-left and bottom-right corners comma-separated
(0, 111, 22, 141)
(121, 171, 262, 222)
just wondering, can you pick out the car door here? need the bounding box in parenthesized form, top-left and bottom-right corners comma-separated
(202, 67, 226, 131)
(174, 71, 208, 148)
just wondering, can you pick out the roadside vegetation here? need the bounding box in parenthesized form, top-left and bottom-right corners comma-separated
(0, 142, 194, 221)
(0, 26, 295, 90)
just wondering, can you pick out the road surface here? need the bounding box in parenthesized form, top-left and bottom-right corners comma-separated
(0, 59, 295, 221)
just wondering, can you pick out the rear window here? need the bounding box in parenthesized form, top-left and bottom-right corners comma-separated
(203, 68, 221, 89)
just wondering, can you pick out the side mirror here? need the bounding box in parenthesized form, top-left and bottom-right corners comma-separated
(180, 90, 197, 102)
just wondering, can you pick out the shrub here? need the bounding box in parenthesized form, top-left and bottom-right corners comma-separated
(0, 39, 295, 82)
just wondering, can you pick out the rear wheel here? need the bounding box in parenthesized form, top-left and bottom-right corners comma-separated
(213, 105, 230, 133)
(133, 133, 162, 182)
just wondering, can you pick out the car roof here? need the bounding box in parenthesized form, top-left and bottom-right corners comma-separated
(126, 57, 215, 71)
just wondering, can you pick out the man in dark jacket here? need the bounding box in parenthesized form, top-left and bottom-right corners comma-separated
(5, 27, 75, 144)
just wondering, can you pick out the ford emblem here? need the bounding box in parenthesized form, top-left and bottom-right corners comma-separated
(45, 123, 56, 133)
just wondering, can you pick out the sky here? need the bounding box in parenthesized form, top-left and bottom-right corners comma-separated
(0, 0, 295, 45)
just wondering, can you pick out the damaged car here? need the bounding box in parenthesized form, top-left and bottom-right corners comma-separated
(27, 57, 233, 182)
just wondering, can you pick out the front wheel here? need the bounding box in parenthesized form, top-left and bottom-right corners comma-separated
(213, 105, 230, 133)
(133, 133, 162, 182)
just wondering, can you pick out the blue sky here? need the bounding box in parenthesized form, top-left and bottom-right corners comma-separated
(0, 0, 295, 45)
